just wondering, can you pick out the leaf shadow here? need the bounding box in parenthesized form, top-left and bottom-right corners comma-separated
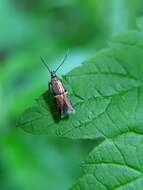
(42, 90, 70, 123)
(94, 137, 105, 147)
(42, 90, 60, 123)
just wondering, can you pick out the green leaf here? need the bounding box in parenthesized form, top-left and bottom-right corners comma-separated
(18, 31, 143, 139)
(18, 30, 143, 189)
(71, 133, 143, 190)
(69, 31, 143, 189)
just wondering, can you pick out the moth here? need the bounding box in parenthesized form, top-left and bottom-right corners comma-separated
(41, 53, 76, 118)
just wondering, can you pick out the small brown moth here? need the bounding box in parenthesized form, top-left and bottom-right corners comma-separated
(41, 53, 75, 118)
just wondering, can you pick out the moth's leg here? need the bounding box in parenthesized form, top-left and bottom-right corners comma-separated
(64, 91, 68, 95)
(48, 82, 52, 91)
(64, 89, 68, 95)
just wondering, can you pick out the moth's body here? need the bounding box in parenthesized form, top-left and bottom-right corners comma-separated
(51, 76, 65, 95)
(41, 52, 75, 118)
(49, 73, 75, 118)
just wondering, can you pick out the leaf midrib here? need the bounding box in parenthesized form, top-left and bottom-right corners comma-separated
(84, 162, 142, 175)
(66, 72, 139, 81)
(61, 83, 143, 138)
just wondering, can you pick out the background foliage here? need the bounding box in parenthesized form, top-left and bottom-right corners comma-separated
(1, 0, 143, 190)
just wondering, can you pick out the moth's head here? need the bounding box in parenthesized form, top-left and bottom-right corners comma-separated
(51, 71, 56, 78)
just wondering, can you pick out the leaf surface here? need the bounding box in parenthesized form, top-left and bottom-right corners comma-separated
(19, 31, 143, 139)
(18, 31, 143, 190)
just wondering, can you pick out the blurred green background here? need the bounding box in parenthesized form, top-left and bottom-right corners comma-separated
(0, 0, 143, 189)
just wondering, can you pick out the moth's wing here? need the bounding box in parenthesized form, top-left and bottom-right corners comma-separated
(55, 95, 64, 110)
(55, 94, 75, 118)
(63, 96, 76, 114)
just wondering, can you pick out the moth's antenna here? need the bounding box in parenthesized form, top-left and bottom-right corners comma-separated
(40, 56, 51, 73)
(55, 50, 69, 73)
